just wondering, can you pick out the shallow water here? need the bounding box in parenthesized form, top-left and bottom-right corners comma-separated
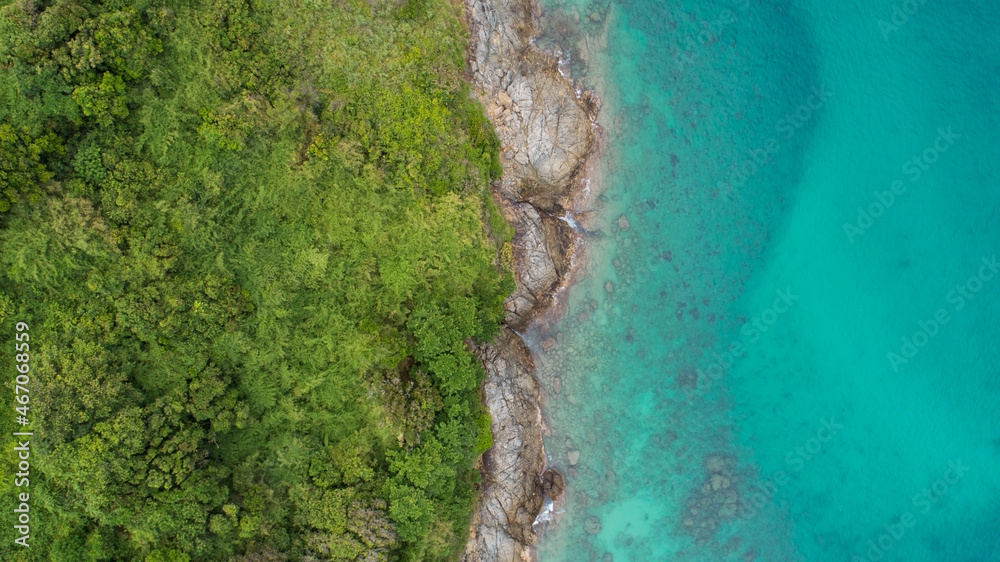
(528, 1, 1000, 560)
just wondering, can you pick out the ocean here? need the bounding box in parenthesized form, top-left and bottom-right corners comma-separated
(527, 0, 1000, 560)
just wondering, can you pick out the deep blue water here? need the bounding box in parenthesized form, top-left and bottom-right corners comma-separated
(528, 1, 1000, 560)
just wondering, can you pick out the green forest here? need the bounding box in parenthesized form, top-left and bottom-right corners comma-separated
(0, 0, 512, 560)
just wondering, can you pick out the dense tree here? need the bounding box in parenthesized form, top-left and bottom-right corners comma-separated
(0, 0, 509, 559)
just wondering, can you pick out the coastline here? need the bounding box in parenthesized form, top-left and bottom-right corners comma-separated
(462, 0, 602, 559)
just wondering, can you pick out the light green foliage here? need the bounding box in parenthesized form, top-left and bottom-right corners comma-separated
(474, 413, 493, 455)
(0, 0, 508, 559)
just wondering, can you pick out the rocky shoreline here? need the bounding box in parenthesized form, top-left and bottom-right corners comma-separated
(462, 0, 600, 559)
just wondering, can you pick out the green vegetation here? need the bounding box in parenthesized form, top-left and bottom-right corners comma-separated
(0, 0, 512, 559)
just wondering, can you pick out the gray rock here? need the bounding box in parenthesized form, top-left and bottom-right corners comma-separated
(462, 0, 600, 558)
(541, 468, 566, 500)
(467, 330, 544, 562)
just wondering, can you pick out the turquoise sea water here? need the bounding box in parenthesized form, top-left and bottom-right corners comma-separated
(528, 1, 1000, 560)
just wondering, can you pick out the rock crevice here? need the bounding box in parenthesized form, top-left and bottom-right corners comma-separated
(464, 0, 599, 558)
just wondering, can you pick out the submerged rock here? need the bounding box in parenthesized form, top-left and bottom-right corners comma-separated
(681, 454, 741, 543)
(718, 503, 738, 518)
(567, 449, 581, 465)
(584, 515, 602, 535)
(705, 454, 727, 473)
(710, 474, 730, 491)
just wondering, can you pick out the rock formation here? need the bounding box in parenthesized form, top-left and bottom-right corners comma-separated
(463, 0, 600, 559)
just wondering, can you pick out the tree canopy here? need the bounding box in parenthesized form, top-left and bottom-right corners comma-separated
(0, 0, 510, 560)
